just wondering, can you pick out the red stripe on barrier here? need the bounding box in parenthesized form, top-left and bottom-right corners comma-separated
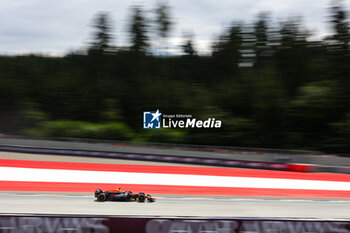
(0, 159, 350, 182)
(0, 181, 350, 198)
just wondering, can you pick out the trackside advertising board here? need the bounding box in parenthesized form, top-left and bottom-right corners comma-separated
(0, 215, 349, 233)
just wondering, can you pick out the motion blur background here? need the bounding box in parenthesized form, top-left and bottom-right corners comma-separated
(0, 0, 350, 153)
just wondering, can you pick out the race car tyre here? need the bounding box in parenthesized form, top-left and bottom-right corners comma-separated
(97, 193, 107, 202)
(138, 193, 146, 202)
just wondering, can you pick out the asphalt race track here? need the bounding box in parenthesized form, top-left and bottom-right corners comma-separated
(0, 193, 349, 219)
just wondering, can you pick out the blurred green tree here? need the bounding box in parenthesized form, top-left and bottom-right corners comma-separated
(129, 6, 149, 53)
(182, 36, 196, 56)
(154, 2, 172, 39)
(254, 13, 270, 65)
(89, 12, 113, 54)
(330, 1, 350, 51)
(212, 24, 242, 76)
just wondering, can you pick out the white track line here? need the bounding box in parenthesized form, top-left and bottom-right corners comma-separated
(1, 167, 350, 191)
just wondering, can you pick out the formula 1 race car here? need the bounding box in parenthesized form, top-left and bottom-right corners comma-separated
(94, 188, 155, 202)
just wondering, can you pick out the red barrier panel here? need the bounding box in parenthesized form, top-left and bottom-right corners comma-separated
(287, 163, 315, 172)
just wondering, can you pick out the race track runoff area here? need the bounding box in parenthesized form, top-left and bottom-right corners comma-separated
(0, 157, 350, 198)
(0, 152, 350, 220)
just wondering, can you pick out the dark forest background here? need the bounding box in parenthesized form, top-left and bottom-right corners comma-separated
(0, 2, 350, 153)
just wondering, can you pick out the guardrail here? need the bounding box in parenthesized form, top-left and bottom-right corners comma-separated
(2, 136, 350, 167)
(4, 138, 350, 173)
(1, 134, 323, 155)
(0, 144, 289, 171)
(0, 215, 349, 233)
